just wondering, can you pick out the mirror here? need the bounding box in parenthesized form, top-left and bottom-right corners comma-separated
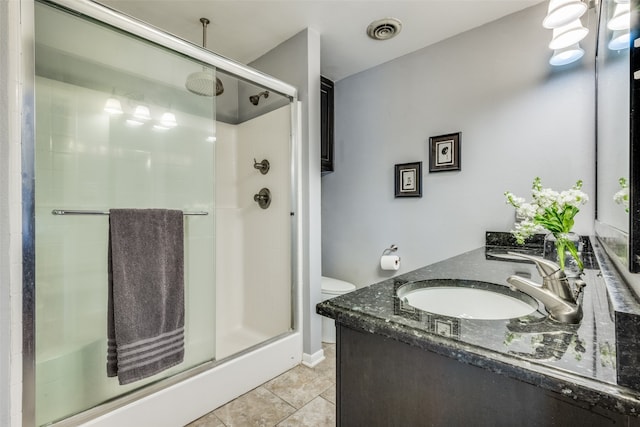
(595, 0, 638, 272)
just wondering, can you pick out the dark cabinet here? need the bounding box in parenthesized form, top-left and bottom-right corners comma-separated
(320, 76, 334, 175)
(336, 324, 636, 426)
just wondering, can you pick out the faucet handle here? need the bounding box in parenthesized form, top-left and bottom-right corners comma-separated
(507, 252, 561, 277)
(573, 279, 587, 299)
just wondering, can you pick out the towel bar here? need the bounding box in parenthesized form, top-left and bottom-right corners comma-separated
(51, 209, 208, 216)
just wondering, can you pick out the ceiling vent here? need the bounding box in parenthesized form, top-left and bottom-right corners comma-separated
(366, 18, 402, 41)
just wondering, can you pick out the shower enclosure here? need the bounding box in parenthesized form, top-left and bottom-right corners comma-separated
(26, 1, 301, 425)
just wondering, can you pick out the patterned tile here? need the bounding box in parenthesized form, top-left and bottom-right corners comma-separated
(313, 353, 336, 382)
(322, 343, 336, 358)
(185, 412, 225, 427)
(213, 386, 296, 427)
(320, 385, 336, 405)
(184, 345, 338, 426)
(264, 365, 334, 409)
(276, 397, 336, 427)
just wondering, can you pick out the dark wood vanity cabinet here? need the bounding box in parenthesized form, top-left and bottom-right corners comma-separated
(320, 76, 334, 175)
(336, 324, 637, 426)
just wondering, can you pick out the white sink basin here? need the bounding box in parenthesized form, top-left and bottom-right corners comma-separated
(397, 281, 538, 320)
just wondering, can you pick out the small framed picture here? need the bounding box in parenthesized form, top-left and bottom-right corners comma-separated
(429, 132, 461, 172)
(394, 162, 422, 198)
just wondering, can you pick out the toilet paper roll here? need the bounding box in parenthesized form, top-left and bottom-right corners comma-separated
(380, 255, 400, 271)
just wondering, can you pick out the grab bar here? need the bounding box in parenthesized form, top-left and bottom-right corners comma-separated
(51, 209, 208, 216)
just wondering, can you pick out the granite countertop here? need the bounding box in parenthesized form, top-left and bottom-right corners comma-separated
(316, 236, 640, 417)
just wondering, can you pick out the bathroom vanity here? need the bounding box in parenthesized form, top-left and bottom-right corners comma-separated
(317, 236, 640, 426)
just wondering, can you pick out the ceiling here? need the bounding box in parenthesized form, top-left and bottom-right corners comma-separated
(100, 0, 544, 82)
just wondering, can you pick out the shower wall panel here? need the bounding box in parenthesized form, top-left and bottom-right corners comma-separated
(214, 121, 245, 356)
(237, 106, 292, 334)
(215, 105, 292, 359)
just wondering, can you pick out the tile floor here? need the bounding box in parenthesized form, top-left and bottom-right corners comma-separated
(186, 343, 336, 427)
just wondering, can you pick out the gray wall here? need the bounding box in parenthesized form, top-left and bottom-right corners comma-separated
(250, 28, 323, 357)
(322, 3, 597, 288)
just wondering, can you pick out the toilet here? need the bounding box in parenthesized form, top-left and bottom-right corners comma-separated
(321, 276, 356, 343)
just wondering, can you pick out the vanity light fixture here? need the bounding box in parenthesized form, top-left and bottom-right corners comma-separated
(104, 97, 123, 115)
(542, 0, 587, 29)
(104, 88, 123, 115)
(160, 112, 178, 128)
(608, 29, 630, 50)
(154, 112, 177, 131)
(548, 19, 589, 50)
(133, 105, 151, 121)
(608, 2, 630, 31)
(549, 43, 584, 66)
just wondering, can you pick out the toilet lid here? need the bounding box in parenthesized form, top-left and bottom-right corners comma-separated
(321, 276, 356, 294)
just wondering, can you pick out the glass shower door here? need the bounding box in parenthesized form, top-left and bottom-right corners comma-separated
(34, 2, 216, 424)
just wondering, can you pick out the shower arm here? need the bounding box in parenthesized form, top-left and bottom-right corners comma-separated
(200, 17, 210, 49)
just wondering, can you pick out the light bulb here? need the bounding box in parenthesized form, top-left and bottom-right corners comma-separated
(543, 0, 588, 29)
(608, 3, 630, 31)
(549, 43, 584, 66)
(160, 112, 177, 128)
(104, 97, 123, 115)
(549, 19, 589, 50)
(609, 30, 630, 50)
(133, 105, 151, 121)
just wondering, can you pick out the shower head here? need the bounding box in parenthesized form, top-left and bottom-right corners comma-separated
(249, 90, 269, 106)
(185, 18, 224, 97)
(186, 71, 224, 97)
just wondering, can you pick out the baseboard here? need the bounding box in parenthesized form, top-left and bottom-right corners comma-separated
(301, 348, 325, 368)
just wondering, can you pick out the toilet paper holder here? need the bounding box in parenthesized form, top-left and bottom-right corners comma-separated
(381, 244, 398, 256)
(380, 245, 400, 271)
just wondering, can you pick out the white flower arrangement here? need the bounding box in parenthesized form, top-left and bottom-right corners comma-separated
(505, 177, 588, 271)
(614, 177, 629, 213)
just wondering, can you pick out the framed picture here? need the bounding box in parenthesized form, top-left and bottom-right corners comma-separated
(394, 162, 422, 198)
(429, 132, 461, 172)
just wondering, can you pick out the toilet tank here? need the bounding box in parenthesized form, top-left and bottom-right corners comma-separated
(321, 276, 356, 343)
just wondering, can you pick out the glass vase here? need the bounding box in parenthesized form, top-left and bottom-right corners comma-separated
(543, 232, 583, 278)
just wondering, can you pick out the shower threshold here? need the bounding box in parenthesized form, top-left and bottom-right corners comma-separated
(217, 327, 274, 360)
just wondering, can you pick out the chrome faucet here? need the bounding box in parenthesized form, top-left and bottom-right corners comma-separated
(506, 252, 585, 324)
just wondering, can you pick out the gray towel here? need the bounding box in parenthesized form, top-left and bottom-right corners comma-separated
(107, 209, 185, 385)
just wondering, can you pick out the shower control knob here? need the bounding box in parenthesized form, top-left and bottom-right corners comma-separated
(253, 188, 271, 209)
(253, 158, 270, 174)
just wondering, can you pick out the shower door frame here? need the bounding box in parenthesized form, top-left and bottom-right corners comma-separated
(21, 0, 302, 425)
